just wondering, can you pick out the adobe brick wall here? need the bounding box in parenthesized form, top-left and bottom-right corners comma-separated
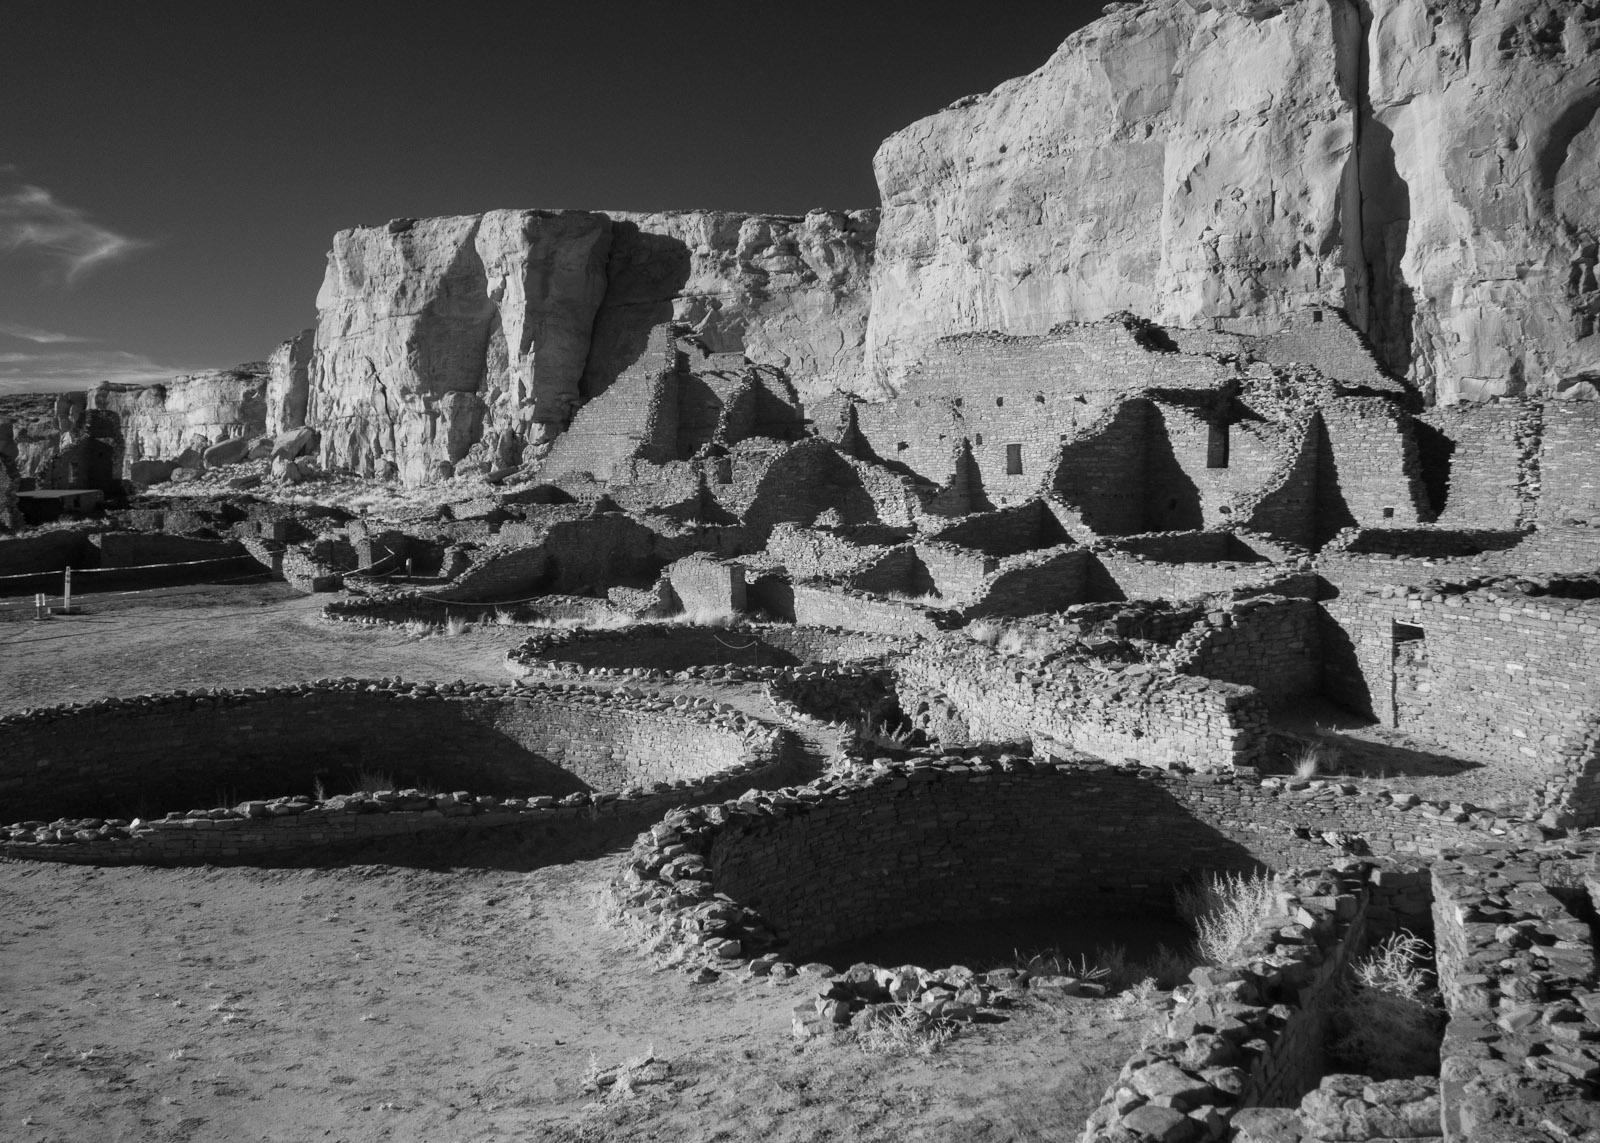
(0, 680, 786, 825)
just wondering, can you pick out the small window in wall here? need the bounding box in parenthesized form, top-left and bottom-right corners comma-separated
(1005, 443, 1023, 475)
(1393, 622, 1425, 643)
(896, 441, 909, 452)
(1311, 309, 1324, 323)
(1207, 421, 1230, 468)
(1382, 506, 1395, 519)
(975, 433, 984, 446)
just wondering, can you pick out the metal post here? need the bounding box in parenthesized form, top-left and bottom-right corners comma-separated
(35, 592, 44, 620)
(406, 558, 414, 579)
(63, 567, 72, 614)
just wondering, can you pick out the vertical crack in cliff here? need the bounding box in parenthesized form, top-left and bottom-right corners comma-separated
(1338, 0, 1416, 389)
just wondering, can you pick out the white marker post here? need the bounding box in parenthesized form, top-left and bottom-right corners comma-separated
(35, 592, 45, 620)
(63, 567, 72, 614)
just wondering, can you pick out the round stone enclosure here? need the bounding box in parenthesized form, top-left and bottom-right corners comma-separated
(676, 762, 1269, 963)
(0, 681, 782, 822)
(508, 623, 906, 677)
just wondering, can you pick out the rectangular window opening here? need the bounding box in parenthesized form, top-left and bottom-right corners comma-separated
(1382, 506, 1395, 519)
(1207, 421, 1230, 468)
(1393, 622, 1425, 643)
(1005, 443, 1023, 476)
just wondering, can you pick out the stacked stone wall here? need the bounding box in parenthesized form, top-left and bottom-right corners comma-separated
(1316, 399, 1430, 537)
(1542, 401, 1600, 525)
(1171, 596, 1322, 704)
(0, 527, 97, 578)
(1416, 403, 1528, 529)
(0, 681, 784, 825)
(1320, 580, 1600, 821)
(788, 583, 951, 638)
(965, 546, 1089, 617)
(895, 640, 1266, 771)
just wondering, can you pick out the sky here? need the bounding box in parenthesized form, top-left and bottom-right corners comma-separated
(0, 1, 1104, 396)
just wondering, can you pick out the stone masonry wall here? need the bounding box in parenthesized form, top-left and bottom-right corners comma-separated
(0, 680, 783, 823)
(1170, 596, 1322, 705)
(895, 639, 1266, 771)
(1541, 402, 1600, 526)
(1320, 579, 1600, 822)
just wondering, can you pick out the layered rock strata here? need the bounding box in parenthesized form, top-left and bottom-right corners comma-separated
(865, 0, 1600, 405)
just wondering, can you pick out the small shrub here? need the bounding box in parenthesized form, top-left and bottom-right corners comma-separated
(350, 769, 395, 796)
(854, 1004, 955, 1057)
(1333, 931, 1442, 1077)
(1176, 870, 1281, 965)
(442, 613, 469, 637)
(996, 627, 1045, 658)
(967, 619, 1001, 648)
(1291, 742, 1323, 779)
(493, 608, 520, 627)
(400, 618, 436, 638)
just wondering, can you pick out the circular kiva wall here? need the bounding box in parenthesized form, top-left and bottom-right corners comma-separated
(506, 623, 907, 679)
(616, 755, 1505, 967)
(0, 680, 783, 822)
(707, 767, 1265, 959)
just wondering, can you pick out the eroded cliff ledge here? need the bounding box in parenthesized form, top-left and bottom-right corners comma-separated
(865, 0, 1600, 405)
(305, 208, 876, 484)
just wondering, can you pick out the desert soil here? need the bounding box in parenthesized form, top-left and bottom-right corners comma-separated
(1, 584, 1148, 1142)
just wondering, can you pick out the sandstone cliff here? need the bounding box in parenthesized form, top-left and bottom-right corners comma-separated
(865, 0, 1600, 404)
(306, 208, 874, 483)
(91, 367, 269, 477)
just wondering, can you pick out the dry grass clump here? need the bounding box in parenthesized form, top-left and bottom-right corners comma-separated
(1175, 870, 1282, 965)
(1333, 931, 1443, 1078)
(852, 1004, 956, 1057)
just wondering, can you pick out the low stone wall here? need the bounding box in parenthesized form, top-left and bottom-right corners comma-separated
(788, 582, 955, 638)
(323, 590, 624, 628)
(90, 531, 247, 566)
(764, 665, 895, 729)
(0, 525, 97, 580)
(1085, 863, 1438, 1143)
(1169, 595, 1322, 704)
(503, 622, 908, 683)
(611, 755, 1502, 977)
(896, 638, 1267, 772)
(0, 679, 794, 859)
(1430, 844, 1600, 1142)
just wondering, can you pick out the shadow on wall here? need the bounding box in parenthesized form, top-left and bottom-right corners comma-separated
(0, 698, 605, 822)
(705, 768, 1268, 961)
(743, 441, 883, 540)
(579, 224, 693, 402)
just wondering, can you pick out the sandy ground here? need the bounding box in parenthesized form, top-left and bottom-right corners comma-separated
(1, 839, 1145, 1143)
(1, 584, 1147, 1141)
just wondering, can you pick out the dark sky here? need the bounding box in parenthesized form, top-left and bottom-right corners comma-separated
(1, 1, 1101, 394)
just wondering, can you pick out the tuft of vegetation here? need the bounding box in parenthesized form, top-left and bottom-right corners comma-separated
(442, 613, 469, 637)
(1176, 870, 1282, 965)
(349, 769, 396, 796)
(967, 619, 1001, 648)
(1332, 931, 1443, 1078)
(853, 1004, 955, 1057)
(1291, 742, 1324, 780)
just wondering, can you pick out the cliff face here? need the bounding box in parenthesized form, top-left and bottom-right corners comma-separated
(865, 0, 1600, 404)
(306, 208, 875, 483)
(91, 368, 269, 476)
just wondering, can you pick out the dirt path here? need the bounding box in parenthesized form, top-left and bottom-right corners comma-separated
(0, 849, 1143, 1143)
(0, 584, 528, 716)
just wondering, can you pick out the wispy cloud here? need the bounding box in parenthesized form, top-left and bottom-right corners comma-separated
(0, 168, 153, 283)
(0, 349, 187, 395)
(0, 321, 92, 344)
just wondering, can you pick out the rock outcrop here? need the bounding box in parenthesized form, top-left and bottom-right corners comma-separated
(267, 328, 314, 436)
(305, 208, 875, 484)
(88, 367, 268, 481)
(865, 0, 1600, 405)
